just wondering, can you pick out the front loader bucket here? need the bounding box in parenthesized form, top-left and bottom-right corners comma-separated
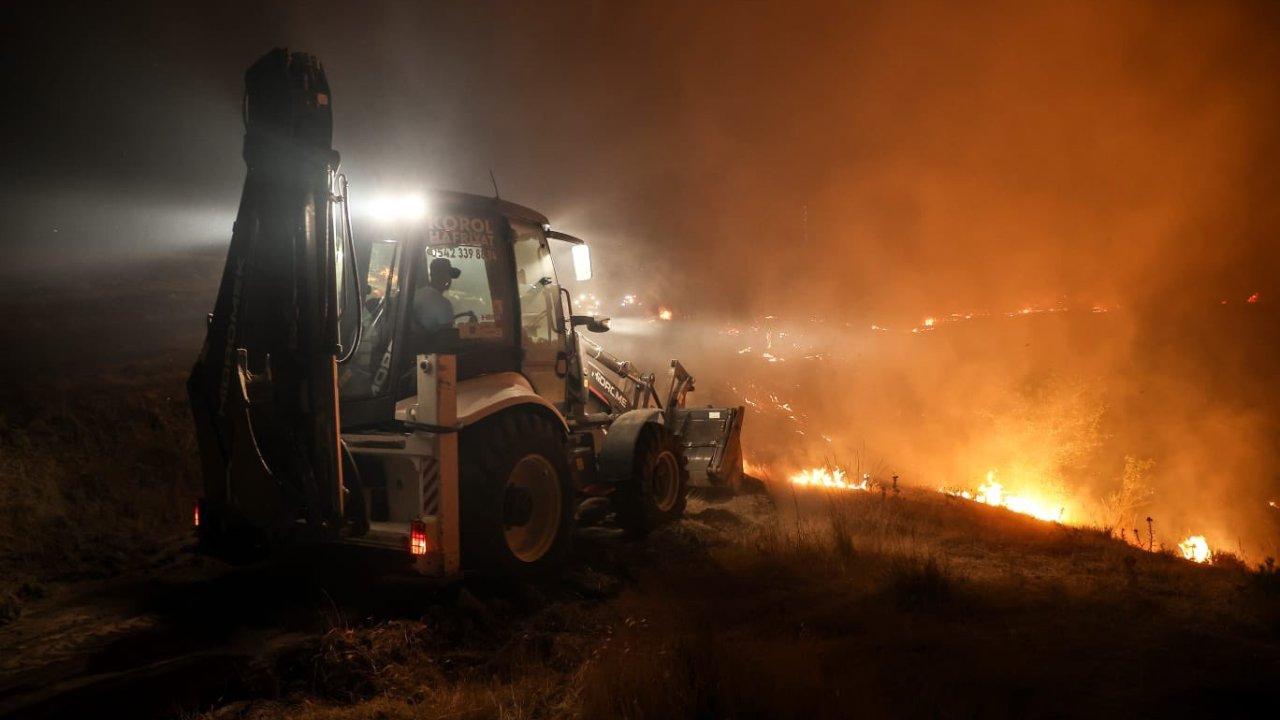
(670, 406, 745, 491)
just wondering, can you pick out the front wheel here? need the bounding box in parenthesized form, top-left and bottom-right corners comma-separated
(615, 425, 689, 536)
(459, 410, 574, 577)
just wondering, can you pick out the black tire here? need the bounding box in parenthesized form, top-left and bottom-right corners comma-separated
(459, 409, 575, 577)
(615, 424, 689, 536)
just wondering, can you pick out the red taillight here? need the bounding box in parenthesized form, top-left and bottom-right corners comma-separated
(409, 520, 428, 556)
(193, 501, 201, 528)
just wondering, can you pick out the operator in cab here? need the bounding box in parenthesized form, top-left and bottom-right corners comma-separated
(414, 256, 461, 333)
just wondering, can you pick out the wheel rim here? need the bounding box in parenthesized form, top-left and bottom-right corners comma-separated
(503, 454, 562, 563)
(651, 450, 681, 512)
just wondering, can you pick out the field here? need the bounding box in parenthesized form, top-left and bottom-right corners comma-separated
(2, 369, 1279, 719)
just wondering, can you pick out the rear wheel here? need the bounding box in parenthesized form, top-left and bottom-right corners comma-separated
(616, 425, 689, 536)
(459, 410, 574, 577)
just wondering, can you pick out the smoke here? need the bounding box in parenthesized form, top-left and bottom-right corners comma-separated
(580, 0, 1280, 557)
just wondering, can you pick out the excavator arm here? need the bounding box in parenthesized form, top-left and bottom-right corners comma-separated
(188, 48, 346, 549)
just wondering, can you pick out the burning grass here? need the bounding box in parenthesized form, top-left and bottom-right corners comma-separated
(788, 466, 869, 491)
(782, 453, 1233, 571)
(942, 470, 1067, 522)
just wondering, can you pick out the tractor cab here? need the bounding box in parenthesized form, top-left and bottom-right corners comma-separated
(337, 192, 599, 431)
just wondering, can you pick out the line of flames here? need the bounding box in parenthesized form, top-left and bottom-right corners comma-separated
(781, 465, 1215, 563)
(788, 466, 870, 491)
(940, 471, 1067, 523)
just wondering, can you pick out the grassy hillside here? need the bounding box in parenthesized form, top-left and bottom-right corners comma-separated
(177, 489, 1280, 720)
(2, 368, 1278, 718)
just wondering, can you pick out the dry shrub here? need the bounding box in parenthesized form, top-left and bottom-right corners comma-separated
(288, 622, 447, 703)
(1252, 557, 1280, 595)
(302, 630, 385, 702)
(1210, 549, 1249, 572)
(1099, 456, 1156, 533)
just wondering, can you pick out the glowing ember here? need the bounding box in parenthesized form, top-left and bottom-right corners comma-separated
(1178, 535, 1211, 563)
(923, 317, 935, 328)
(790, 467, 869, 491)
(944, 471, 1066, 522)
(1246, 292, 1259, 303)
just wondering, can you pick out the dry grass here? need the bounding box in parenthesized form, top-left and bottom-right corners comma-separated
(0, 372, 199, 586)
(197, 486, 1280, 720)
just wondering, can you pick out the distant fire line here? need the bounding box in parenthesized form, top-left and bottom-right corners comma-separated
(778, 464, 1218, 563)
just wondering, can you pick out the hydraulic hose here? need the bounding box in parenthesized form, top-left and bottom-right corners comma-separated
(335, 173, 363, 365)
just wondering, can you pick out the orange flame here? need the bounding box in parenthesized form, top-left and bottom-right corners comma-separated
(742, 458, 771, 479)
(790, 466, 869, 491)
(1178, 535, 1211, 563)
(944, 470, 1066, 522)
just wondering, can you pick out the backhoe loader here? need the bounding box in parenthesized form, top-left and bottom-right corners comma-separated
(187, 48, 744, 578)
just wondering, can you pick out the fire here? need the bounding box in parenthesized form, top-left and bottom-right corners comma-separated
(790, 466, 869, 491)
(945, 470, 1066, 522)
(742, 458, 771, 479)
(1178, 535, 1211, 563)
(658, 307, 673, 321)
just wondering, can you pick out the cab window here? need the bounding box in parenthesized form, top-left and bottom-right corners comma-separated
(511, 220, 565, 400)
(512, 221, 558, 345)
(417, 213, 512, 343)
(339, 238, 401, 401)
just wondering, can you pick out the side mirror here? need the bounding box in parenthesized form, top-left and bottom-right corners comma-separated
(571, 244, 593, 281)
(571, 315, 610, 333)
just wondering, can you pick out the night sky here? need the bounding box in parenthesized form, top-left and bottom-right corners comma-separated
(7, 0, 1280, 318)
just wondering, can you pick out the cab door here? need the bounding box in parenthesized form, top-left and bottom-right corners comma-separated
(511, 220, 567, 405)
